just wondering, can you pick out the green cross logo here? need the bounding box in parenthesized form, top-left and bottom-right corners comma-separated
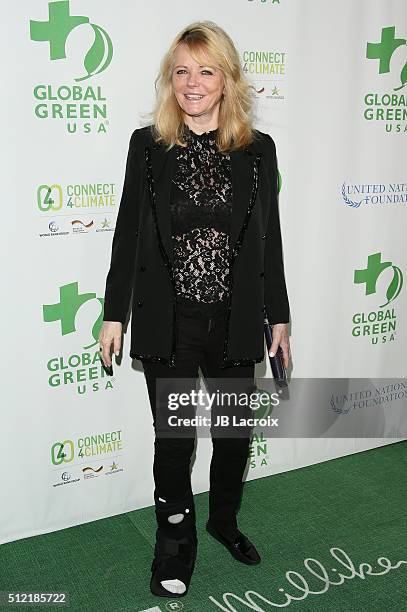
(30, 0, 113, 82)
(43, 282, 104, 348)
(366, 26, 407, 91)
(354, 252, 403, 308)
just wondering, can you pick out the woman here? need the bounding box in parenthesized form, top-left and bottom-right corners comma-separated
(99, 21, 291, 598)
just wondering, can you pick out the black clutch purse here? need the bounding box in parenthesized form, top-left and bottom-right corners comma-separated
(264, 317, 288, 387)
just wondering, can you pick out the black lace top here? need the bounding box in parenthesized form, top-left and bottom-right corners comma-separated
(170, 125, 232, 316)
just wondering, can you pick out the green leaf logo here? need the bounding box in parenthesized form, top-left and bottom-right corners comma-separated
(30, 2, 113, 82)
(85, 297, 104, 349)
(76, 23, 113, 82)
(381, 265, 403, 307)
(394, 61, 407, 91)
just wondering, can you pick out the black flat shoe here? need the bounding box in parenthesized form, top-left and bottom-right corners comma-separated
(206, 521, 261, 565)
(150, 531, 197, 598)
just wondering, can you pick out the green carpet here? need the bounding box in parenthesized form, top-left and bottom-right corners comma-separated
(1, 441, 406, 611)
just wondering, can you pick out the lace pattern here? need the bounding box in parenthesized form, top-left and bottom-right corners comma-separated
(170, 125, 233, 312)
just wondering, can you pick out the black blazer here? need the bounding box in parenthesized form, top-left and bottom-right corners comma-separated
(103, 125, 290, 368)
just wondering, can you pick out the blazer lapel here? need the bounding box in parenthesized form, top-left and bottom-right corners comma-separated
(145, 142, 177, 267)
(145, 138, 261, 268)
(229, 146, 261, 256)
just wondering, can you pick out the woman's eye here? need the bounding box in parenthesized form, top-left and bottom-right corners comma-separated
(174, 69, 214, 75)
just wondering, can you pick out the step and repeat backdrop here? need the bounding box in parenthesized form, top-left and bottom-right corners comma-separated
(2, 0, 406, 544)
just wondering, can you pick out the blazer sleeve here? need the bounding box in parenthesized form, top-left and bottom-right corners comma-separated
(264, 134, 290, 325)
(102, 130, 142, 323)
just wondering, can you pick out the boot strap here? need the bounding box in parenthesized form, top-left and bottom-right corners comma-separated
(155, 535, 193, 558)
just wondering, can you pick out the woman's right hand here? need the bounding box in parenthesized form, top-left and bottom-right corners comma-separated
(99, 321, 123, 367)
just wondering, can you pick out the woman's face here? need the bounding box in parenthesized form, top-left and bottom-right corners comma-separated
(171, 43, 224, 122)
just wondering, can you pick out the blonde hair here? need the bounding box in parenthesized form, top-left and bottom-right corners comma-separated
(150, 21, 255, 152)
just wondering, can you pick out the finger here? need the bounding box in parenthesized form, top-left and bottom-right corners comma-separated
(99, 344, 106, 367)
(101, 339, 112, 367)
(286, 341, 291, 361)
(113, 334, 121, 357)
(282, 345, 289, 369)
(269, 338, 279, 357)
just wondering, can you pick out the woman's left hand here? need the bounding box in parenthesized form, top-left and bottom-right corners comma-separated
(268, 323, 291, 369)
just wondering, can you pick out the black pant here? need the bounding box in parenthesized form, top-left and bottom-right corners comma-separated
(141, 297, 255, 542)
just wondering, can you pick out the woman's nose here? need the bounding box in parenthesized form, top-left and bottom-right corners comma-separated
(186, 72, 199, 87)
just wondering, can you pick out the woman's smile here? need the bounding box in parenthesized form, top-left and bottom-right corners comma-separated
(184, 94, 205, 101)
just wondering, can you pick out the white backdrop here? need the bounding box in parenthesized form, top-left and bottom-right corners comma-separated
(2, 0, 406, 544)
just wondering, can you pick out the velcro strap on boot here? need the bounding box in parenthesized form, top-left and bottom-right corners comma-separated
(155, 535, 192, 558)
